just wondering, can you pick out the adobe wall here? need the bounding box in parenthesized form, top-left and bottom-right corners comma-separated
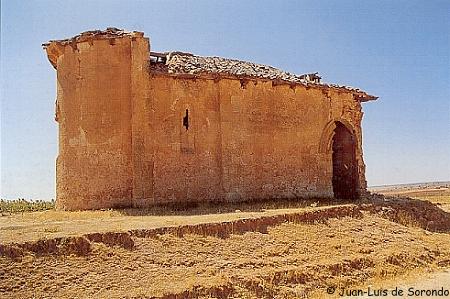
(46, 33, 149, 210)
(136, 75, 366, 205)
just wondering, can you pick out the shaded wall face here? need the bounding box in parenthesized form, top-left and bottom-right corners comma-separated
(142, 76, 366, 203)
(55, 38, 133, 210)
(332, 122, 359, 199)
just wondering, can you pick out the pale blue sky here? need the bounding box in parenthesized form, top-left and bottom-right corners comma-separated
(1, 0, 449, 199)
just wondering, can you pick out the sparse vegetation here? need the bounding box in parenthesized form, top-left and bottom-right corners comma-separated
(0, 198, 54, 215)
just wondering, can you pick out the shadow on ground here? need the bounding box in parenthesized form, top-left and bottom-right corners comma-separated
(116, 197, 354, 217)
(116, 193, 450, 234)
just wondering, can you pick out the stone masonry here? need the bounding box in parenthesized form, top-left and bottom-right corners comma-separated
(43, 28, 377, 210)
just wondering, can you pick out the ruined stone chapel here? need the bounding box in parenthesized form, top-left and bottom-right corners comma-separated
(43, 28, 377, 210)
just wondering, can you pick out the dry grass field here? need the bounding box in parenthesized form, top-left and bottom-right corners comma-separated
(1, 186, 450, 298)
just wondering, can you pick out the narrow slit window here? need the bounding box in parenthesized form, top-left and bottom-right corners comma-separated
(182, 109, 189, 130)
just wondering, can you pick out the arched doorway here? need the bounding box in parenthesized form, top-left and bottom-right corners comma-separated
(332, 122, 359, 199)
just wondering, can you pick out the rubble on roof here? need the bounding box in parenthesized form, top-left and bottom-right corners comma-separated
(42, 27, 142, 48)
(164, 52, 318, 84)
(150, 52, 377, 101)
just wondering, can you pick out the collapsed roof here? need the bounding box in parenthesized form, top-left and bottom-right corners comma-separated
(151, 52, 377, 101)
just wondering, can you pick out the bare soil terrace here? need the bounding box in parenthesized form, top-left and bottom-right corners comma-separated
(1, 190, 450, 298)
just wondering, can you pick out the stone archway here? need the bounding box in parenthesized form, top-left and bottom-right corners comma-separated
(332, 122, 359, 199)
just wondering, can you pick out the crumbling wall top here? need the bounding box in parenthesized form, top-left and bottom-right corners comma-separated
(42, 27, 143, 48)
(42, 27, 145, 70)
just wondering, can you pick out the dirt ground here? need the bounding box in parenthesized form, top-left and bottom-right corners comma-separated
(1, 189, 450, 298)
